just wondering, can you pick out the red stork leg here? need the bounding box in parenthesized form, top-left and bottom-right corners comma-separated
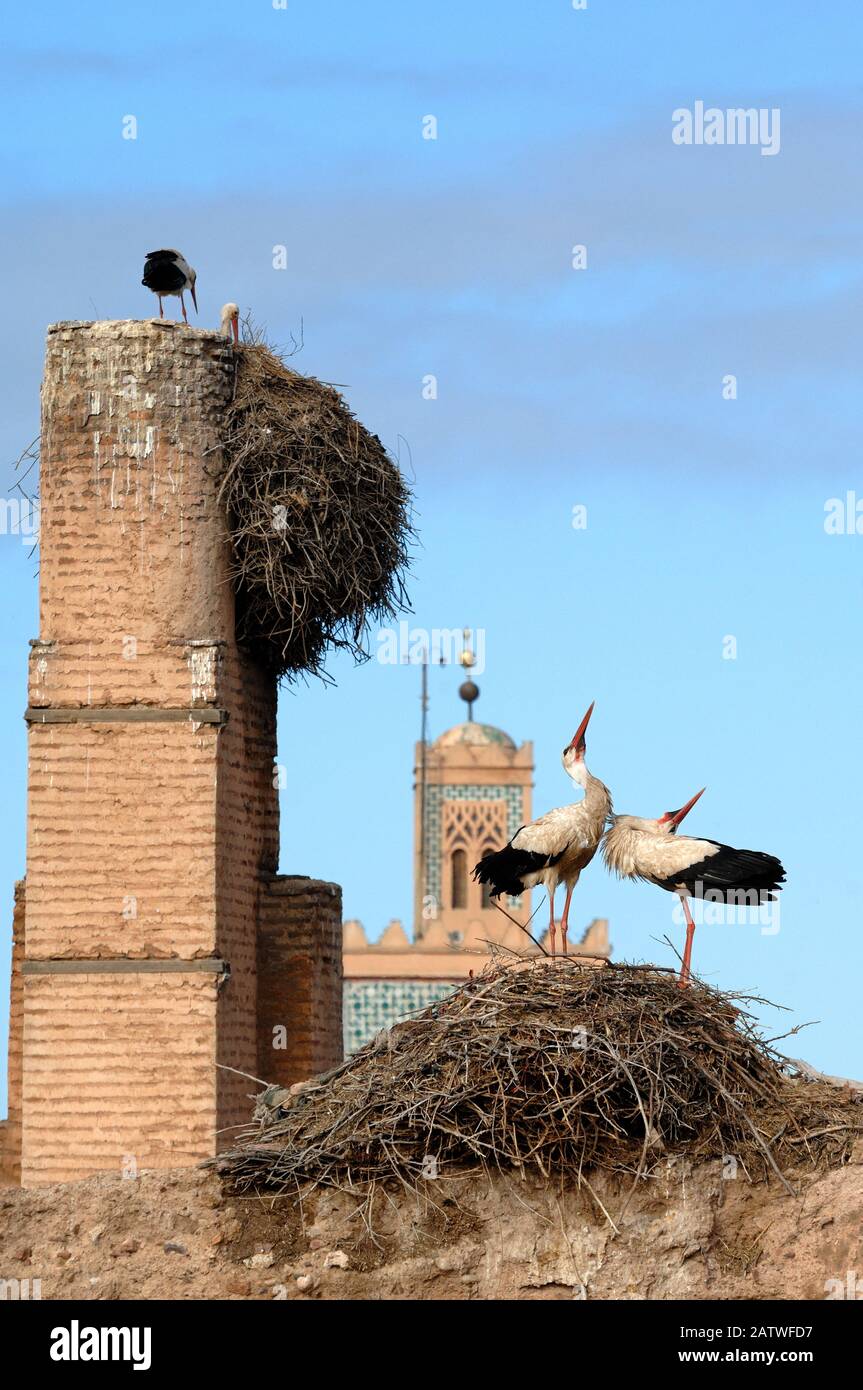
(180, 292, 189, 325)
(560, 883, 575, 957)
(678, 897, 696, 988)
(547, 887, 557, 958)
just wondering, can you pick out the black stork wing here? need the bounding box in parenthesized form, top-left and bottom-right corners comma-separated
(654, 844, 786, 901)
(142, 250, 186, 293)
(473, 835, 565, 898)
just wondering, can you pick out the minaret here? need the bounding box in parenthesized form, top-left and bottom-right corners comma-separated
(412, 638, 534, 945)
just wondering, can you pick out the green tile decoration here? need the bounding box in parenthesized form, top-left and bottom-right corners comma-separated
(343, 980, 458, 1055)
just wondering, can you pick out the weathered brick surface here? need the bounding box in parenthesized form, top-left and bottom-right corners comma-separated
(39, 321, 236, 644)
(257, 877, 343, 1087)
(21, 322, 246, 1183)
(10, 320, 342, 1185)
(215, 647, 279, 1133)
(0, 882, 25, 1184)
(28, 637, 225, 710)
(26, 722, 221, 959)
(20, 971, 218, 1183)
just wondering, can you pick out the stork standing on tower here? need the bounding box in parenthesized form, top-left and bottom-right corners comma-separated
(473, 702, 611, 956)
(602, 787, 785, 987)
(142, 249, 198, 324)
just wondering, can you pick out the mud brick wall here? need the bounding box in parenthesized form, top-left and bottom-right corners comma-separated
(17, 321, 284, 1184)
(21, 969, 220, 1184)
(6, 320, 345, 1185)
(257, 876, 343, 1087)
(215, 646, 279, 1137)
(0, 882, 25, 1184)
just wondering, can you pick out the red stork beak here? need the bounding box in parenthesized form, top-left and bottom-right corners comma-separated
(190, 282, 198, 314)
(566, 701, 595, 755)
(662, 787, 706, 828)
(231, 315, 239, 345)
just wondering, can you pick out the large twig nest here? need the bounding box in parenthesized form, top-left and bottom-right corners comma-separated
(218, 340, 413, 680)
(215, 960, 862, 1195)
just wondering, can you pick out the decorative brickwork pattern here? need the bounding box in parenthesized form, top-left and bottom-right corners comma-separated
(423, 783, 525, 908)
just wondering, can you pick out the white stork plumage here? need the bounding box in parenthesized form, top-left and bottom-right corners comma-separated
(602, 787, 786, 987)
(142, 249, 198, 324)
(473, 702, 611, 956)
(220, 302, 240, 344)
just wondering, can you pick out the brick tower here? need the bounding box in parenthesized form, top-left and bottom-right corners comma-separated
(3, 320, 342, 1186)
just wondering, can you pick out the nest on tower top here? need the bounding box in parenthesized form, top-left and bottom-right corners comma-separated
(214, 959, 862, 1197)
(218, 337, 413, 680)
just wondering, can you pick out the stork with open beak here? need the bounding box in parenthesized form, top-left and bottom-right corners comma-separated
(473, 702, 611, 957)
(220, 303, 240, 344)
(602, 787, 785, 987)
(142, 249, 198, 324)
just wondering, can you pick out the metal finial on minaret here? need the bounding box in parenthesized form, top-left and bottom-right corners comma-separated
(458, 627, 479, 721)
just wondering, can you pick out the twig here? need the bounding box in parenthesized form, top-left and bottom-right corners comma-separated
(492, 898, 549, 956)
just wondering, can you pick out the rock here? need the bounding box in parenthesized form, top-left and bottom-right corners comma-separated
(164, 1241, 189, 1256)
(243, 1251, 275, 1269)
(120, 1238, 140, 1254)
(88, 1226, 105, 1246)
(324, 1250, 349, 1270)
(435, 1252, 462, 1272)
(295, 1274, 316, 1291)
(441, 1243, 481, 1272)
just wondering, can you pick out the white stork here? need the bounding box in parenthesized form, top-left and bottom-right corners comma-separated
(220, 303, 240, 344)
(142, 249, 198, 324)
(473, 702, 611, 956)
(602, 787, 786, 987)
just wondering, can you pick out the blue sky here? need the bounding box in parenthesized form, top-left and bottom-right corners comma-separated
(1, 0, 862, 1112)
